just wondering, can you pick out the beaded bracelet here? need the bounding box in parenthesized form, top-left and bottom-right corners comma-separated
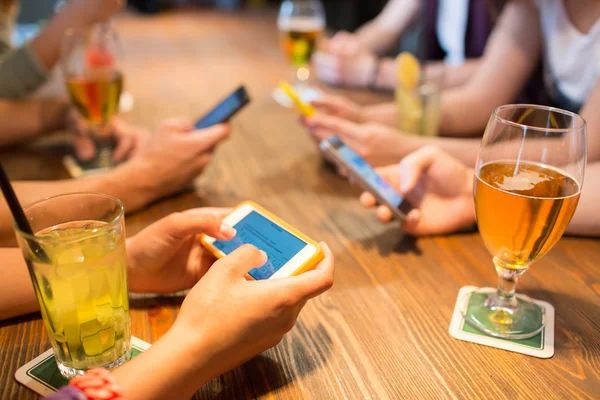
(44, 368, 126, 400)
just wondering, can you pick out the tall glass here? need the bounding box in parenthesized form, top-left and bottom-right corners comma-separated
(277, 0, 325, 98)
(62, 24, 123, 169)
(14, 193, 131, 377)
(466, 105, 586, 339)
(396, 66, 444, 137)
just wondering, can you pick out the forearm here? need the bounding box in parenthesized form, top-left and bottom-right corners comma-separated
(0, 98, 69, 146)
(362, 101, 398, 127)
(426, 59, 481, 90)
(357, 0, 420, 55)
(113, 328, 212, 400)
(0, 162, 155, 245)
(0, 248, 38, 320)
(566, 163, 600, 237)
(29, 2, 95, 70)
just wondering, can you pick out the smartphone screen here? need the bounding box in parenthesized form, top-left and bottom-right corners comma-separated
(212, 210, 308, 280)
(323, 137, 413, 218)
(194, 86, 250, 129)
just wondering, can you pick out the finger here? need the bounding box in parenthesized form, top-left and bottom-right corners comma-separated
(73, 135, 96, 161)
(401, 209, 422, 235)
(304, 114, 364, 141)
(398, 146, 440, 194)
(181, 123, 231, 153)
(112, 134, 134, 162)
(263, 242, 335, 302)
(215, 244, 268, 278)
(157, 209, 236, 242)
(376, 205, 393, 223)
(359, 192, 377, 208)
(158, 117, 195, 134)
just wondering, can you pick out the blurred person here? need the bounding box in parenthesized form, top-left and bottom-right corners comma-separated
(1, 208, 335, 399)
(312, 0, 504, 90)
(0, 0, 144, 163)
(305, 0, 599, 167)
(0, 119, 231, 245)
(357, 146, 600, 237)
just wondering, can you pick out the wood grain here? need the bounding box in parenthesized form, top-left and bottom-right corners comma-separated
(1, 9, 600, 400)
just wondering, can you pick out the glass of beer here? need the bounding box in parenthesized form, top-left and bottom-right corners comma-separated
(277, 0, 325, 97)
(466, 105, 586, 339)
(61, 23, 123, 169)
(14, 193, 131, 377)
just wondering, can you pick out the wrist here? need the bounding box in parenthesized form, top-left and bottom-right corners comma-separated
(62, 1, 97, 28)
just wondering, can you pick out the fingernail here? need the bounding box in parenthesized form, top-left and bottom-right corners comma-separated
(220, 223, 236, 237)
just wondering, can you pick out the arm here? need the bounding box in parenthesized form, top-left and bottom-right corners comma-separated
(0, 248, 37, 320)
(440, 0, 542, 136)
(0, 98, 69, 146)
(567, 163, 600, 237)
(353, 0, 421, 55)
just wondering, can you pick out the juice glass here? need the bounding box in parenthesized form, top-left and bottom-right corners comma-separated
(14, 193, 131, 377)
(396, 66, 444, 137)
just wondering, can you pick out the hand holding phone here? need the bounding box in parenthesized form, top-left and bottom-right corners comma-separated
(195, 85, 250, 129)
(201, 201, 323, 280)
(278, 81, 316, 117)
(320, 136, 413, 221)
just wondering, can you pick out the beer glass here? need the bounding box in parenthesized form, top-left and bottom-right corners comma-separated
(14, 193, 131, 377)
(277, 0, 325, 99)
(62, 23, 123, 169)
(462, 105, 587, 339)
(466, 105, 586, 339)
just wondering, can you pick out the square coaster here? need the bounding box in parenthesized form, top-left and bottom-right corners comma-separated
(15, 336, 151, 396)
(449, 286, 554, 358)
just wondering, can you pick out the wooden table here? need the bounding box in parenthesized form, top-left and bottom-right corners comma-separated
(2, 10, 600, 400)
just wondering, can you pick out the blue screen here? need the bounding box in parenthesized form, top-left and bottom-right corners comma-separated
(337, 143, 404, 208)
(195, 91, 245, 129)
(212, 211, 307, 280)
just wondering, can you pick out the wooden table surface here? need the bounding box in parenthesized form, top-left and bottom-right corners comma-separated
(2, 10, 600, 400)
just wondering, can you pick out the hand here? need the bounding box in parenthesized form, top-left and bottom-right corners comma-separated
(323, 31, 364, 55)
(70, 112, 149, 163)
(312, 50, 378, 89)
(310, 94, 365, 123)
(66, 0, 124, 25)
(123, 118, 230, 205)
(126, 208, 236, 293)
(172, 243, 335, 383)
(360, 146, 476, 236)
(304, 114, 407, 166)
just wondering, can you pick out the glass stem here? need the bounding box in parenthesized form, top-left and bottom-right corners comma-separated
(493, 259, 528, 309)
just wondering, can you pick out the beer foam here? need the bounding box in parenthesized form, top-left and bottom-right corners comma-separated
(278, 16, 325, 32)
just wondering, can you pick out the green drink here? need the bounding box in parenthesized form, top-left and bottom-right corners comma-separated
(14, 193, 131, 378)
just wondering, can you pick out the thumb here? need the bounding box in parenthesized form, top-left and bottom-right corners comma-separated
(213, 244, 268, 279)
(74, 135, 96, 161)
(398, 146, 440, 194)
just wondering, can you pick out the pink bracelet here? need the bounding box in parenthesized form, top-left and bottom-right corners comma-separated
(68, 368, 126, 400)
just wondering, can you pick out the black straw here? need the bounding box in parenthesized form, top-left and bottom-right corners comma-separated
(0, 161, 50, 263)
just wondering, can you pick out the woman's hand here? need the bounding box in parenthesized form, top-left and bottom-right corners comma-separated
(126, 208, 236, 293)
(360, 146, 476, 236)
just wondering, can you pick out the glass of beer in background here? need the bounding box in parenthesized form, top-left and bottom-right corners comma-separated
(62, 23, 123, 169)
(14, 193, 131, 377)
(466, 105, 586, 339)
(277, 0, 325, 98)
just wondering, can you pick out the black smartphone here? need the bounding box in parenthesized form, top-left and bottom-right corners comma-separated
(194, 85, 250, 130)
(320, 136, 414, 221)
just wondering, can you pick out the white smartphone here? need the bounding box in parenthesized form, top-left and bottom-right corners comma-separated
(320, 136, 414, 221)
(201, 201, 324, 281)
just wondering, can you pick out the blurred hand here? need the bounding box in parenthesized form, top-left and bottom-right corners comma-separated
(360, 146, 476, 236)
(312, 50, 378, 88)
(304, 113, 405, 166)
(172, 243, 335, 380)
(126, 208, 235, 293)
(70, 112, 149, 163)
(323, 31, 364, 56)
(310, 94, 365, 123)
(124, 118, 230, 204)
(67, 0, 124, 25)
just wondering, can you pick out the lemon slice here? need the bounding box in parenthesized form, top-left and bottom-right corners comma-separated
(396, 52, 421, 90)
